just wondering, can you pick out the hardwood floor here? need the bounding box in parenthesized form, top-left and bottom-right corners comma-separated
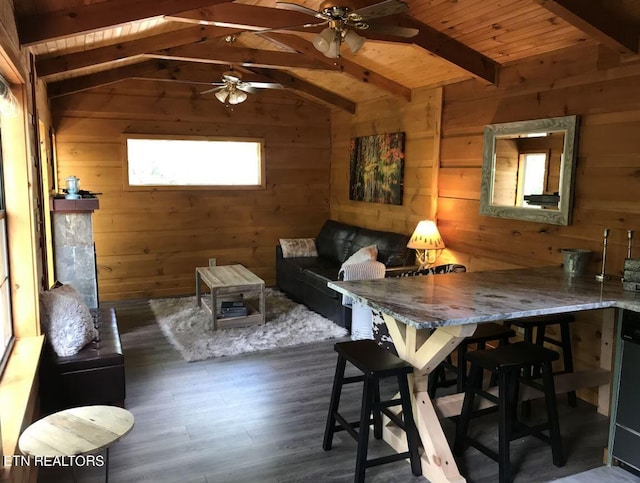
(38, 299, 616, 483)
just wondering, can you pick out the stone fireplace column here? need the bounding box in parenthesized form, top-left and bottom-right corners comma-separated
(51, 198, 99, 309)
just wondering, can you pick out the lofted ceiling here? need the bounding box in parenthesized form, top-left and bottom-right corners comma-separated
(12, 0, 640, 112)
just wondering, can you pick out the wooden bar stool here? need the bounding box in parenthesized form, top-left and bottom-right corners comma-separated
(454, 341, 564, 483)
(428, 322, 516, 397)
(504, 314, 577, 408)
(323, 340, 421, 483)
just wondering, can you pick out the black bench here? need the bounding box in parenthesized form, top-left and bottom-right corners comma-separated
(39, 307, 126, 414)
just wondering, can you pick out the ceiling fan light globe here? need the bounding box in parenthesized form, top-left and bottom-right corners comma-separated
(312, 34, 329, 53)
(344, 29, 365, 54)
(214, 89, 229, 103)
(313, 28, 334, 53)
(228, 90, 248, 105)
(324, 39, 340, 58)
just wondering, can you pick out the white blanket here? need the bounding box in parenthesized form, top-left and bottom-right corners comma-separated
(339, 259, 386, 281)
(339, 260, 386, 340)
(339, 260, 386, 306)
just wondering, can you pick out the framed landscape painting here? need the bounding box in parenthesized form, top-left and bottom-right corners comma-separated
(349, 132, 405, 205)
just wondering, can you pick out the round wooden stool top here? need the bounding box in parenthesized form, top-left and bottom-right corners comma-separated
(19, 405, 134, 457)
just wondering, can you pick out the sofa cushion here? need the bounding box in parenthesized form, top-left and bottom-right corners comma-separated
(315, 220, 357, 264)
(280, 256, 339, 274)
(304, 266, 342, 298)
(350, 226, 413, 267)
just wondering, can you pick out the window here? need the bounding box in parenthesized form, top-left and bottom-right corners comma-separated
(518, 152, 548, 209)
(125, 136, 264, 189)
(0, 129, 13, 372)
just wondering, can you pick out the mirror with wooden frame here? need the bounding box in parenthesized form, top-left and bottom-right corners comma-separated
(479, 115, 578, 225)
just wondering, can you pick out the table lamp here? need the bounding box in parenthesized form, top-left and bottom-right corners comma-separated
(407, 220, 445, 269)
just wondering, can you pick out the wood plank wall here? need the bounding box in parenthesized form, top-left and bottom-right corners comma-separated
(329, 86, 522, 271)
(330, 87, 442, 236)
(51, 80, 331, 300)
(438, 44, 640, 405)
(440, 46, 640, 275)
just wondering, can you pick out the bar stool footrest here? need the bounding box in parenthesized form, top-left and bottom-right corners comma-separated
(367, 451, 415, 469)
(343, 375, 366, 384)
(332, 413, 364, 440)
(467, 438, 499, 462)
(381, 407, 406, 430)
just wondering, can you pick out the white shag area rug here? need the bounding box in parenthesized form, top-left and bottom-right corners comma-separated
(150, 288, 348, 362)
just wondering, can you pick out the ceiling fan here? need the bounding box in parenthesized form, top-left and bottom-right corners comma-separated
(272, 0, 419, 58)
(200, 70, 283, 105)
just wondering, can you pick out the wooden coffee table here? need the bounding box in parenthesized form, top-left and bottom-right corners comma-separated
(195, 264, 265, 330)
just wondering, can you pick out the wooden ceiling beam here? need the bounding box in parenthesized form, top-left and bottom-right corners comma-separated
(17, 0, 233, 46)
(146, 43, 330, 70)
(36, 26, 236, 78)
(399, 15, 499, 85)
(533, 0, 640, 56)
(170, 4, 494, 85)
(168, 3, 414, 44)
(166, 3, 428, 43)
(47, 60, 254, 98)
(245, 67, 356, 114)
(261, 33, 412, 101)
(48, 59, 351, 113)
(167, 3, 322, 32)
(47, 60, 171, 98)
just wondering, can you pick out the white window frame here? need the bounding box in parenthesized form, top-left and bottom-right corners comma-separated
(123, 134, 266, 191)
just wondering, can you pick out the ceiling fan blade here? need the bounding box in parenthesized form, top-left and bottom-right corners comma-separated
(236, 85, 259, 94)
(200, 86, 225, 95)
(243, 81, 284, 90)
(364, 22, 419, 38)
(252, 20, 327, 35)
(276, 1, 329, 20)
(350, 0, 409, 20)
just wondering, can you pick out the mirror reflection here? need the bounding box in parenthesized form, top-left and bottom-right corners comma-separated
(479, 115, 578, 226)
(492, 131, 565, 210)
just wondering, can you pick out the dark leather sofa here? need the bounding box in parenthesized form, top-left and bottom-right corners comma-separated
(276, 219, 415, 331)
(39, 307, 125, 414)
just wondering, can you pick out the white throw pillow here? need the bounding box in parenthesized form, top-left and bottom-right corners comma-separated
(342, 245, 378, 267)
(39, 284, 98, 357)
(279, 238, 318, 258)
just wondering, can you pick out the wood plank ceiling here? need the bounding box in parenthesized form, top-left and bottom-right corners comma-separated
(13, 0, 640, 111)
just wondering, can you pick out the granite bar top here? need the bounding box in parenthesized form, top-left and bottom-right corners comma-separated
(329, 267, 640, 329)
